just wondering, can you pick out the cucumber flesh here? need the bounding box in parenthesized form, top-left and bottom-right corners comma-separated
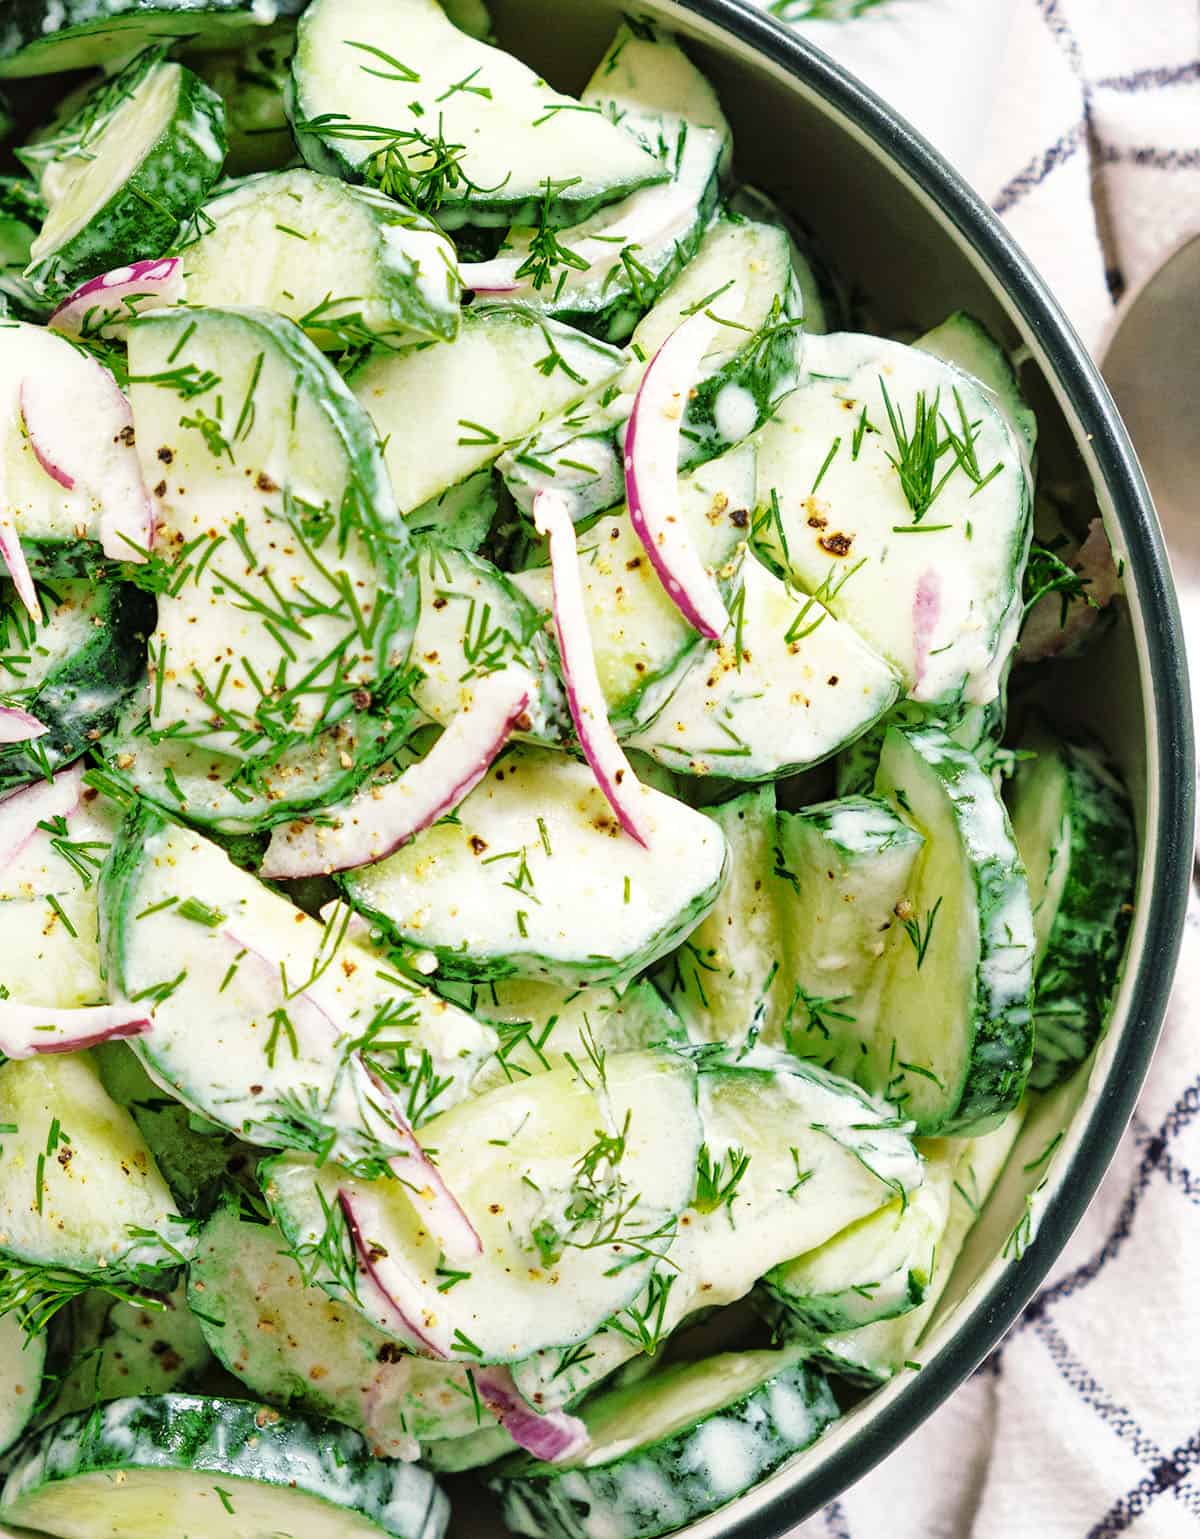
(495, 1348, 838, 1539)
(916, 310, 1037, 473)
(0, 1395, 449, 1539)
(0, 1309, 46, 1455)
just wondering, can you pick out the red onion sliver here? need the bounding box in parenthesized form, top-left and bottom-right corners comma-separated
(457, 261, 521, 296)
(475, 1365, 588, 1461)
(0, 705, 47, 744)
(533, 489, 651, 847)
(0, 1002, 151, 1058)
(338, 1188, 446, 1357)
(260, 670, 531, 879)
(48, 258, 183, 339)
(0, 764, 84, 870)
(911, 569, 942, 698)
(0, 514, 39, 623)
(624, 312, 730, 640)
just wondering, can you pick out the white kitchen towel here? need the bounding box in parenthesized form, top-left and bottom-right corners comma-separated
(744, 3, 1200, 1536)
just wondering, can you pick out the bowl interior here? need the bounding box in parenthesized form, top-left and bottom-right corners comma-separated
(448, 1, 1191, 1533)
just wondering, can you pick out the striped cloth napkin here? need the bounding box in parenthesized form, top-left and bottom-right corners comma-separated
(746, 3, 1200, 1536)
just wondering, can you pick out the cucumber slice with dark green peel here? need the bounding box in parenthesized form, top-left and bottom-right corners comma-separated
(263, 1050, 703, 1363)
(440, 974, 684, 1093)
(1007, 723, 1136, 1089)
(754, 330, 1031, 708)
(834, 697, 1007, 797)
(729, 184, 844, 335)
(0, 578, 155, 794)
(190, 1204, 486, 1456)
(350, 304, 623, 518)
(917, 310, 1037, 472)
(25, 50, 227, 301)
(289, 0, 664, 231)
(127, 306, 418, 759)
(0, 1, 307, 78)
(407, 468, 500, 552)
(425, 1424, 515, 1472)
(410, 539, 565, 741)
(340, 744, 728, 985)
(194, 25, 296, 177)
(771, 795, 924, 1068)
(0, 1054, 190, 1305)
(790, 1108, 1026, 1387)
(183, 169, 461, 349)
(628, 551, 899, 778)
(511, 1056, 923, 1412)
(44, 1283, 212, 1425)
(510, 447, 755, 735)
(494, 1348, 838, 1539)
(872, 724, 1034, 1133)
(465, 22, 728, 343)
(100, 806, 497, 1162)
(0, 1395, 450, 1538)
(500, 217, 804, 521)
(765, 1174, 950, 1335)
(93, 1041, 254, 1216)
(0, 1310, 46, 1455)
(101, 685, 422, 835)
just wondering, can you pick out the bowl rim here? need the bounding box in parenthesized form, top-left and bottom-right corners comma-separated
(651, 0, 1195, 1531)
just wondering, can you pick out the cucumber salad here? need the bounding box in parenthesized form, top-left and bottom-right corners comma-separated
(0, 3, 1137, 1537)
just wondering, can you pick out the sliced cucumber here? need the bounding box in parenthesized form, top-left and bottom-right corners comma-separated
(500, 217, 803, 521)
(833, 697, 1006, 798)
(512, 1058, 923, 1409)
(183, 169, 460, 349)
(425, 1424, 515, 1472)
(407, 467, 499, 552)
(0, 577, 154, 794)
(190, 1204, 484, 1455)
(478, 21, 728, 342)
(772, 795, 924, 1069)
(917, 310, 1037, 472)
(765, 1174, 950, 1334)
(194, 25, 297, 177)
(290, 0, 664, 230)
(628, 550, 899, 778)
(0, 2, 307, 77)
(1, 1395, 449, 1539)
(350, 304, 623, 517)
(0, 1054, 188, 1291)
(871, 724, 1034, 1133)
(127, 305, 417, 757)
(46, 1282, 212, 1423)
(1007, 723, 1136, 1089)
(754, 330, 1031, 707)
(92, 1041, 253, 1217)
(341, 744, 728, 985)
(0, 1310, 46, 1455)
(729, 184, 842, 335)
(0, 176, 43, 318)
(410, 539, 565, 740)
(0, 779, 113, 1010)
(101, 806, 497, 1162)
(263, 1049, 702, 1363)
(801, 1107, 1025, 1386)
(26, 51, 227, 300)
(657, 785, 789, 1047)
(495, 1348, 837, 1539)
(101, 684, 422, 835)
(447, 975, 684, 1093)
(510, 446, 755, 734)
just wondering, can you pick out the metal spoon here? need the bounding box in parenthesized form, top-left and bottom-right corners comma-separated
(1101, 233, 1200, 866)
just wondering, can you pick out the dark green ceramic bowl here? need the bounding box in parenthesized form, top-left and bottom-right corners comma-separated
(465, 1, 1195, 1532)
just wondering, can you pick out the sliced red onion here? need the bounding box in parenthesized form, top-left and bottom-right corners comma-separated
(533, 489, 651, 847)
(0, 704, 47, 743)
(457, 261, 521, 296)
(48, 258, 184, 340)
(0, 764, 83, 871)
(0, 515, 39, 622)
(338, 1188, 446, 1357)
(20, 365, 153, 563)
(911, 569, 942, 697)
(260, 671, 531, 879)
(0, 1002, 151, 1058)
(223, 929, 479, 1260)
(474, 1366, 588, 1462)
(624, 312, 730, 640)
